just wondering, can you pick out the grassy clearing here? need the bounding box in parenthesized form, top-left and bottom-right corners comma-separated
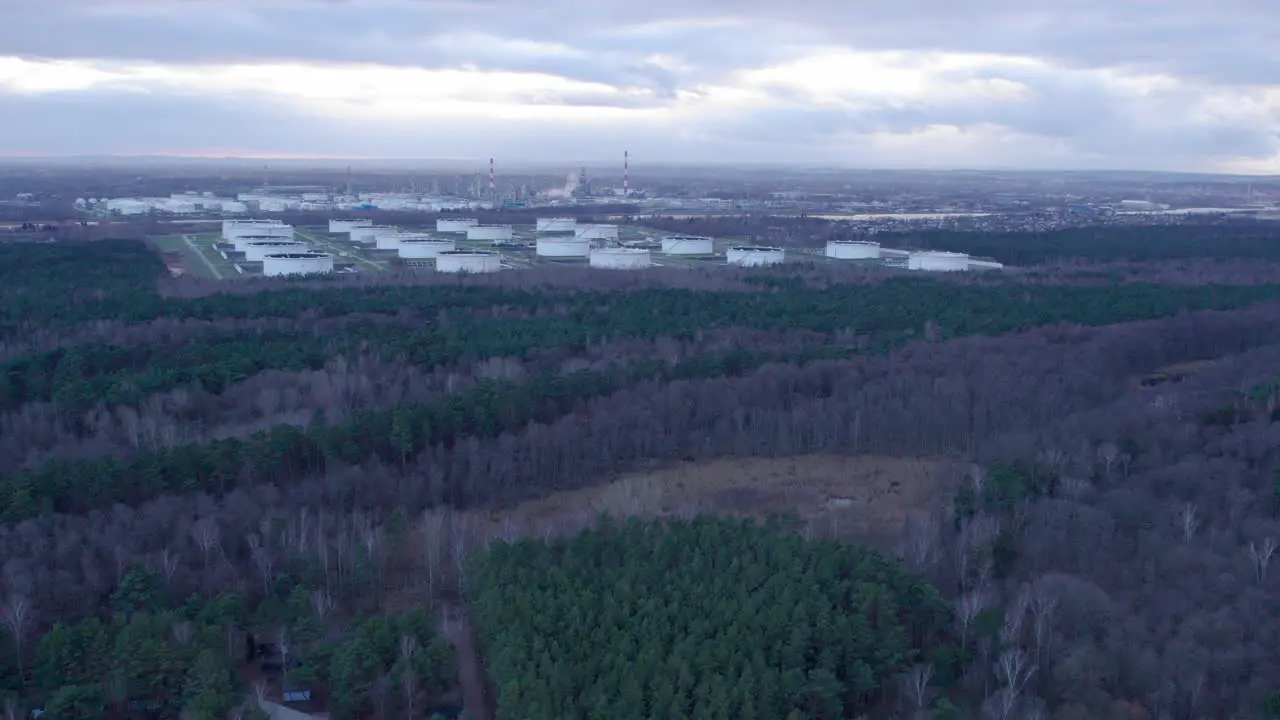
(150, 234, 218, 279)
(470, 454, 951, 541)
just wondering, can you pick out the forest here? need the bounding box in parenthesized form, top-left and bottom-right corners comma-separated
(1, 230, 1279, 719)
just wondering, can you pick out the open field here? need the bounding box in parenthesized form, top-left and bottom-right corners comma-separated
(149, 233, 235, 279)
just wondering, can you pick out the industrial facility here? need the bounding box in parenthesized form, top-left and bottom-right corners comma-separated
(329, 219, 372, 233)
(398, 238, 457, 259)
(826, 240, 881, 259)
(536, 217, 577, 233)
(576, 224, 620, 241)
(727, 246, 786, 267)
(661, 235, 715, 255)
(907, 250, 971, 271)
(437, 218, 479, 233)
(244, 240, 307, 262)
(590, 247, 651, 270)
(350, 225, 398, 244)
(436, 250, 501, 273)
(262, 252, 334, 276)
(536, 237, 592, 258)
(466, 225, 514, 243)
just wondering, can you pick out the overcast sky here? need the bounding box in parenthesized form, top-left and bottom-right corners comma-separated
(2, 0, 1278, 171)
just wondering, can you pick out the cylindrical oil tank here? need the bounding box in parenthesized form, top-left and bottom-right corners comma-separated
(376, 232, 432, 251)
(727, 246, 786, 266)
(536, 237, 591, 258)
(350, 225, 398, 244)
(262, 252, 334, 277)
(661, 235, 714, 255)
(228, 225, 293, 249)
(398, 239, 457, 259)
(222, 218, 282, 241)
(536, 217, 577, 233)
(329, 218, 372, 233)
(590, 247, 651, 270)
(576, 224, 619, 241)
(437, 218, 479, 233)
(907, 250, 970, 271)
(825, 240, 881, 259)
(436, 250, 501, 273)
(466, 225, 514, 242)
(230, 227, 295, 250)
(244, 240, 307, 262)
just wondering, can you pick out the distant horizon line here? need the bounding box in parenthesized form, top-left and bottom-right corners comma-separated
(0, 153, 1276, 178)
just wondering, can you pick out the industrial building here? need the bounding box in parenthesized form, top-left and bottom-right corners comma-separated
(727, 246, 786, 267)
(825, 240, 881, 260)
(329, 219, 372, 233)
(437, 218, 479, 233)
(244, 240, 307, 262)
(466, 225, 514, 243)
(576, 224, 619, 241)
(230, 228, 295, 251)
(907, 250, 970, 271)
(436, 250, 501, 273)
(536, 217, 577, 233)
(661, 235, 714, 255)
(398, 239, 457, 259)
(590, 247, 651, 270)
(536, 237, 591, 258)
(262, 252, 334, 277)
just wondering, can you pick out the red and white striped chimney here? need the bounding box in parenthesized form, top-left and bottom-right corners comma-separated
(489, 158, 495, 194)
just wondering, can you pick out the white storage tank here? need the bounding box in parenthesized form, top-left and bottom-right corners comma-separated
(536, 217, 577, 233)
(376, 231, 432, 251)
(661, 235, 715, 255)
(536, 237, 591, 258)
(576, 224, 619, 241)
(907, 250, 970, 272)
(350, 225, 399, 244)
(244, 240, 307, 262)
(590, 247, 651, 270)
(727, 246, 786, 267)
(222, 218, 282, 241)
(262, 252, 334, 277)
(329, 218, 372, 233)
(436, 250, 501, 274)
(398, 239, 457, 259)
(826, 240, 881, 259)
(466, 225, 514, 243)
(437, 218, 479, 233)
(230, 228, 295, 251)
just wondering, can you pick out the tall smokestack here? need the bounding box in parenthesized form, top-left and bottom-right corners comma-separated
(624, 150, 629, 196)
(345, 165, 352, 196)
(263, 164, 269, 194)
(489, 158, 495, 195)
(581, 165, 588, 195)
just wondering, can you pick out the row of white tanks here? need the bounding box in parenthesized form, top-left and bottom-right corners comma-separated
(823, 240, 972, 271)
(223, 219, 335, 276)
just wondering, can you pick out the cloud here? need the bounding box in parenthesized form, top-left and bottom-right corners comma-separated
(1, 0, 1279, 171)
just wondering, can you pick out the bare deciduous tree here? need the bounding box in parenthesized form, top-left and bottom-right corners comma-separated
(1248, 537, 1275, 584)
(1178, 503, 1199, 544)
(191, 517, 220, 568)
(898, 663, 934, 715)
